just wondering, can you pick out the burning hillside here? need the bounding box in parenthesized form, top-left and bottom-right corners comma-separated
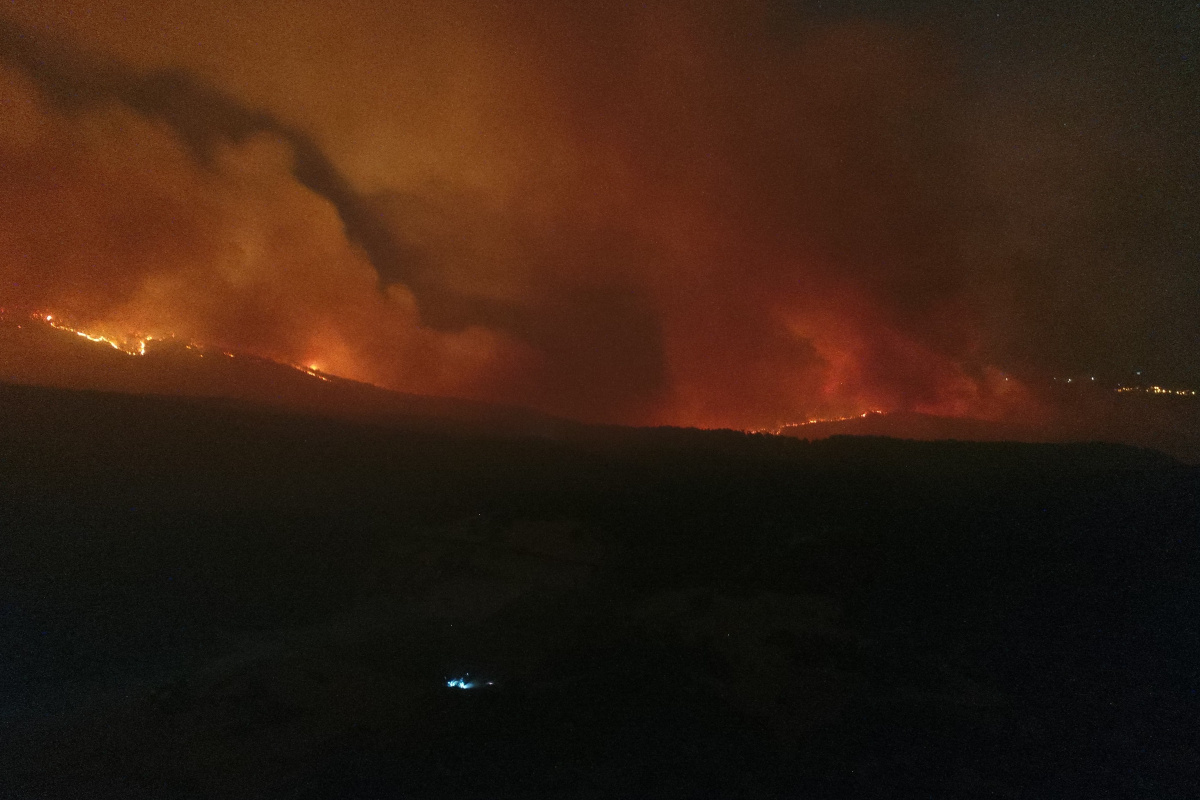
(0, 309, 566, 436)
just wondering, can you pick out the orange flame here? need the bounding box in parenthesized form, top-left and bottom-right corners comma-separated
(27, 311, 335, 385)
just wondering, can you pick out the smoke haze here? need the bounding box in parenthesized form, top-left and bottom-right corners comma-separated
(1, 1, 1194, 427)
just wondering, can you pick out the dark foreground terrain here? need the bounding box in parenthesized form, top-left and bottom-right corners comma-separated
(1, 382, 1197, 798)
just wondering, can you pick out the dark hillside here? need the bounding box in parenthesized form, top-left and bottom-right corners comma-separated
(1, 382, 1196, 798)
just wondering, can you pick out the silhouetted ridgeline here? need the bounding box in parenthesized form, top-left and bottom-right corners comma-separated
(1, 382, 1196, 799)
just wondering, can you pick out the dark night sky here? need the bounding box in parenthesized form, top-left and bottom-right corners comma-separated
(0, 1, 1195, 428)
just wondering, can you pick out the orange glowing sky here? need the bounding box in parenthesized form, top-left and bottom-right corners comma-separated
(0, 1, 1195, 428)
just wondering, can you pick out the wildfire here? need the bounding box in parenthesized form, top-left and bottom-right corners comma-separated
(15, 311, 336, 384)
(40, 313, 156, 356)
(747, 410, 885, 435)
(300, 364, 332, 382)
(794, 410, 885, 427)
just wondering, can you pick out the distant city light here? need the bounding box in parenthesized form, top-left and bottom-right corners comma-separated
(1047, 369, 1197, 398)
(1117, 385, 1196, 397)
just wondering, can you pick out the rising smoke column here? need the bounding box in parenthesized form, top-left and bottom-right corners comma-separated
(0, 2, 1043, 427)
(0, 21, 530, 401)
